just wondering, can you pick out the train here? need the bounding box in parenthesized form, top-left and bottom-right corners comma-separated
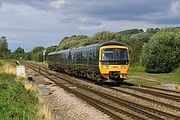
(47, 41, 130, 83)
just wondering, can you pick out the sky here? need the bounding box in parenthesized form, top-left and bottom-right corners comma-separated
(0, 0, 180, 52)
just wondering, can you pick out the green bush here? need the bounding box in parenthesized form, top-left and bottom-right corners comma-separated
(0, 73, 38, 119)
(141, 28, 180, 73)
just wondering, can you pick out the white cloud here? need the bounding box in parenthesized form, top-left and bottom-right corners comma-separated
(0, 0, 179, 51)
(78, 20, 176, 32)
(78, 20, 147, 31)
(78, 24, 106, 31)
(49, 0, 66, 9)
(170, 0, 180, 16)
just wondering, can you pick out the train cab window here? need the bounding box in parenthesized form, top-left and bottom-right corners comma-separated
(102, 50, 114, 61)
(102, 48, 128, 61)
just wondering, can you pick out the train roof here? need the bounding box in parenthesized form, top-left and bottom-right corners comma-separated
(48, 41, 127, 55)
(74, 43, 99, 50)
(48, 52, 57, 55)
(100, 41, 126, 47)
(72, 41, 126, 51)
(56, 49, 70, 54)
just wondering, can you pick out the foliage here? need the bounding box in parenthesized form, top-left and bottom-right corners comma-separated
(46, 45, 57, 55)
(56, 35, 90, 51)
(91, 31, 114, 43)
(55, 29, 154, 65)
(56, 29, 145, 51)
(146, 28, 160, 34)
(114, 29, 143, 41)
(141, 28, 180, 73)
(12, 47, 25, 60)
(31, 46, 45, 62)
(0, 73, 38, 119)
(125, 32, 153, 64)
(130, 32, 153, 43)
(24, 52, 32, 60)
(0, 36, 11, 58)
(126, 39, 144, 65)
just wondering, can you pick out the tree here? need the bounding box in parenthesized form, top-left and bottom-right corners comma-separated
(146, 28, 160, 34)
(114, 29, 144, 41)
(45, 45, 57, 60)
(124, 32, 153, 64)
(12, 47, 25, 60)
(141, 28, 180, 73)
(91, 31, 114, 43)
(46, 45, 57, 55)
(24, 52, 32, 60)
(56, 35, 90, 51)
(126, 39, 144, 65)
(0, 36, 9, 58)
(31, 46, 45, 61)
(130, 32, 153, 43)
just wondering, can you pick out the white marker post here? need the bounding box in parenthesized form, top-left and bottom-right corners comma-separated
(16, 65, 26, 78)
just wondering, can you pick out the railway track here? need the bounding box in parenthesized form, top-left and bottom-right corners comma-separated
(121, 81, 180, 94)
(107, 87, 180, 111)
(26, 62, 180, 120)
(120, 86, 180, 102)
(27, 64, 144, 120)
(136, 85, 180, 94)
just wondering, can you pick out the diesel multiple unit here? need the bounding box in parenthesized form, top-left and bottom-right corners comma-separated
(47, 41, 129, 83)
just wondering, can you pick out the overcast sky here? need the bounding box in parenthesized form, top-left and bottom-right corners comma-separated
(0, 0, 180, 52)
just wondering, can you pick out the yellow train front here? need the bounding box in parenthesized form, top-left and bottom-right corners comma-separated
(98, 42, 129, 83)
(47, 41, 129, 84)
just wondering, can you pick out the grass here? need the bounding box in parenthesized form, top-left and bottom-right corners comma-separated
(154, 67, 180, 82)
(0, 59, 16, 74)
(126, 65, 180, 89)
(125, 78, 161, 86)
(128, 65, 180, 82)
(0, 59, 54, 120)
(0, 73, 38, 120)
(36, 97, 54, 120)
(18, 78, 54, 120)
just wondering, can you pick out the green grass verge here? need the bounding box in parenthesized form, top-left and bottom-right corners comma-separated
(125, 78, 161, 86)
(128, 65, 180, 82)
(0, 73, 38, 120)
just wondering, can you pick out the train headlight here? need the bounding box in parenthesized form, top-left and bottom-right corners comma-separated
(103, 65, 109, 69)
(121, 66, 126, 69)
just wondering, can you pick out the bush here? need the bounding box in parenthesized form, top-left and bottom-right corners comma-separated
(141, 28, 180, 73)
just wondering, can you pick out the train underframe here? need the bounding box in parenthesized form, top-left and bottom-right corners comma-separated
(48, 63, 124, 84)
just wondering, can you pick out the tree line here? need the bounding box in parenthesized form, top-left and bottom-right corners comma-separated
(1, 27, 179, 73)
(0, 36, 57, 62)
